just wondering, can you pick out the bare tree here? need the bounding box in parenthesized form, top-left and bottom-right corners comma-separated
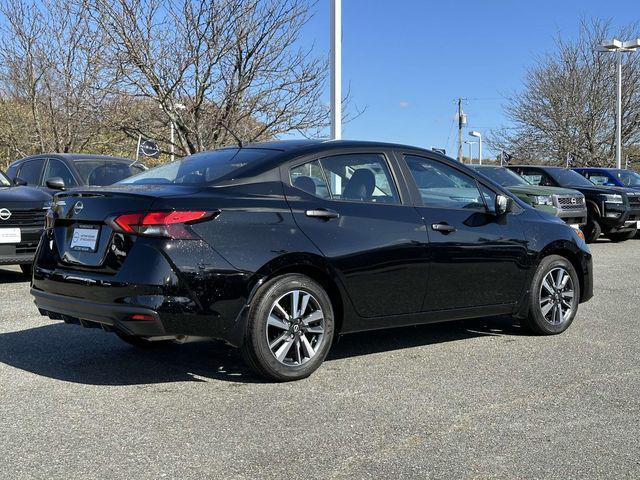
(489, 19, 640, 166)
(0, 0, 122, 159)
(85, 0, 329, 156)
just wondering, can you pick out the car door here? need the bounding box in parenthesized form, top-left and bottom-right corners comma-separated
(400, 153, 529, 311)
(283, 149, 429, 318)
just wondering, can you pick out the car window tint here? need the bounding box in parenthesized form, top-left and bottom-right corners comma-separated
(17, 159, 45, 186)
(44, 159, 77, 187)
(5, 164, 18, 181)
(405, 155, 484, 210)
(290, 161, 330, 199)
(479, 183, 497, 213)
(318, 153, 399, 204)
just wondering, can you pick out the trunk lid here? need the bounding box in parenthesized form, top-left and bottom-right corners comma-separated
(50, 185, 202, 268)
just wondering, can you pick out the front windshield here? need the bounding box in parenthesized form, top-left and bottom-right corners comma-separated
(0, 170, 10, 187)
(548, 168, 594, 187)
(119, 148, 277, 185)
(613, 169, 640, 187)
(475, 167, 529, 187)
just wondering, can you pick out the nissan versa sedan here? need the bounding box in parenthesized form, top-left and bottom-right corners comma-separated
(31, 140, 593, 381)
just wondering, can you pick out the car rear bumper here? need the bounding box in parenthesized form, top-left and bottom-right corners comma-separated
(31, 236, 252, 343)
(32, 287, 167, 336)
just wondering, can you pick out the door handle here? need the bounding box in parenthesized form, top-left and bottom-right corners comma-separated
(431, 222, 456, 234)
(305, 208, 340, 220)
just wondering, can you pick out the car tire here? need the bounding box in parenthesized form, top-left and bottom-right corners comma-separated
(20, 264, 32, 277)
(115, 331, 174, 349)
(605, 228, 637, 242)
(521, 255, 580, 335)
(241, 274, 335, 382)
(581, 217, 601, 243)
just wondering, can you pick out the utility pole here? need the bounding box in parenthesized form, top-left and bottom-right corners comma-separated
(457, 98, 465, 161)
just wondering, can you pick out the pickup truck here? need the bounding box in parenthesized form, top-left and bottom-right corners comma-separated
(507, 165, 640, 243)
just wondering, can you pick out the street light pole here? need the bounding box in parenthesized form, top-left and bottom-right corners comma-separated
(330, 0, 342, 140)
(469, 131, 482, 165)
(464, 140, 477, 164)
(616, 50, 622, 169)
(596, 39, 640, 169)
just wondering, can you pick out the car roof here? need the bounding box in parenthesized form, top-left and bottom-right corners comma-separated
(14, 153, 132, 163)
(509, 165, 567, 171)
(242, 139, 434, 153)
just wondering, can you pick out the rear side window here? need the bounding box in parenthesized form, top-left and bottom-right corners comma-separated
(404, 155, 484, 210)
(17, 159, 45, 186)
(290, 161, 331, 199)
(290, 153, 399, 204)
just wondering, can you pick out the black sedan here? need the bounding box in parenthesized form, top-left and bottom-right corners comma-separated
(31, 141, 593, 381)
(6, 154, 147, 194)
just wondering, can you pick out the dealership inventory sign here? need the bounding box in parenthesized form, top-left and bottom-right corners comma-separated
(138, 139, 160, 158)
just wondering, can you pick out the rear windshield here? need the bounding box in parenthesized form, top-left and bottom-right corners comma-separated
(75, 159, 146, 186)
(475, 167, 529, 187)
(547, 168, 594, 187)
(0, 170, 10, 187)
(119, 148, 278, 185)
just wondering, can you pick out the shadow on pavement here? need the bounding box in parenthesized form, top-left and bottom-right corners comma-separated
(0, 267, 29, 284)
(0, 316, 523, 386)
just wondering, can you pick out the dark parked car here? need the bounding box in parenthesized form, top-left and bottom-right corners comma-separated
(32, 141, 593, 381)
(573, 167, 640, 191)
(0, 169, 50, 275)
(508, 165, 640, 243)
(7, 154, 147, 194)
(471, 165, 587, 227)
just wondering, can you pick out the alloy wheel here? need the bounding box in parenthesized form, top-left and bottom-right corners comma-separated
(539, 267, 575, 325)
(265, 289, 325, 366)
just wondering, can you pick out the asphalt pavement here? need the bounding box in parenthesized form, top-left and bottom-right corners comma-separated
(0, 240, 638, 479)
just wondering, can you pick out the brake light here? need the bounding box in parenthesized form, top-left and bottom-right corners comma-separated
(113, 211, 216, 239)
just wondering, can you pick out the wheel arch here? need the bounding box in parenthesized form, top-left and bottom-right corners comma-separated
(538, 241, 587, 302)
(585, 199, 601, 219)
(249, 253, 348, 335)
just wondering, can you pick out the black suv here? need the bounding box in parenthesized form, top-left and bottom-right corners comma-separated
(7, 154, 146, 194)
(0, 169, 50, 275)
(508, 165, 640, 242)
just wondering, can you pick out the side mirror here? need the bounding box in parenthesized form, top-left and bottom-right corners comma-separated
(13, 177, 27, 186)
(495, 194, 513, 215)
(45, 177, 66, 190)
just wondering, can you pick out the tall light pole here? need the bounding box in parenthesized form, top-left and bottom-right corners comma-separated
(596, 38, 640, 169)
(469, 131, 482, 164)
(330, 0, 342, 140)
(464, 140, 477, 164)
(170, 103, 186, 162)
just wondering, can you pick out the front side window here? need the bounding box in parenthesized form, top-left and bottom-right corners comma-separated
(405, 155, 485, 210)
(17, 159, 45, 186)
(614, 169, 640, 187)
(43, 159, 77, 187)
(290, 160, 330, 199)
(315, 153, 400, 204)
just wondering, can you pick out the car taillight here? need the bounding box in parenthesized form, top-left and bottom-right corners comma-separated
(112, 211, 216, 239)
